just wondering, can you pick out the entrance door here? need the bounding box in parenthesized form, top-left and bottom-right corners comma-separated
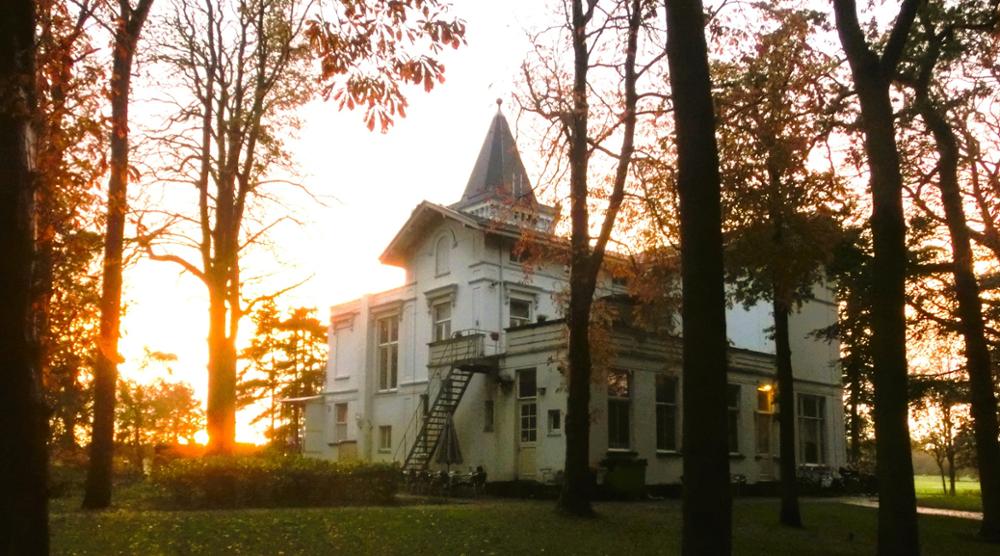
(516, 368, 538, 479)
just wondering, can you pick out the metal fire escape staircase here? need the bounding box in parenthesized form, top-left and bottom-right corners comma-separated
(396, 330, 499, 471)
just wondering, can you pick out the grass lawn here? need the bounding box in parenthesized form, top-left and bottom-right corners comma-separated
(913, 474, 983, 513)
(51, 497, 999, 555)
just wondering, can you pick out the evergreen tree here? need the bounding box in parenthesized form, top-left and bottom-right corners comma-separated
(240, 302, 326, 449)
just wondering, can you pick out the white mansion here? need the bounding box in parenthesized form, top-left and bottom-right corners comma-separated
(297, 108, 846, 486)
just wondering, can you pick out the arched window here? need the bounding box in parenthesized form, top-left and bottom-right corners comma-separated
(435, 235, 451, 276)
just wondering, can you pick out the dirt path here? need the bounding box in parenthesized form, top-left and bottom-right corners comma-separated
(839, 497, 983, 520)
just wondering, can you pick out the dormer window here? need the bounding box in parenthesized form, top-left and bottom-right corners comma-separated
(435, 235, 451, 276)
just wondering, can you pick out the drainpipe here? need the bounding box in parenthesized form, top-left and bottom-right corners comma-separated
(498, 235, 504, 348)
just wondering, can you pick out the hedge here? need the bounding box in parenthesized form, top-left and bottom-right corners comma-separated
(151, 456, 399, 509)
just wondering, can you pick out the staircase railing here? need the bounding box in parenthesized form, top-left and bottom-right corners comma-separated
(393, 329, 499, 468)
(391, 334, 462, 464)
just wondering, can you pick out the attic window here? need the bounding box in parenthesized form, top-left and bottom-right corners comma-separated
(435, 235, 451, 276)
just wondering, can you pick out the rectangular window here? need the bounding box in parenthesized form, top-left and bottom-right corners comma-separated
(376, 315, 399, 390)
(727, 384, 741, 454)
(656, 375, 678, 451)
(334, 403, 348, 442)
(520, 403, 537, 442)
(608, 369, 631, 450)
(333, 321, 352, 378)
(509, 298, 532, 329)
(547, 409, 562, 435)
(484, 400, 495, 432)
(755, 385, 774, 456)
(432, 302, 451, 342)
(798, 394, 826, 464)
(378, 425, 392, 452)
(517, 368, 537, 399)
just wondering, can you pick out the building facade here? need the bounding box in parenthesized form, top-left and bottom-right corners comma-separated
(298, 109, 846, 485)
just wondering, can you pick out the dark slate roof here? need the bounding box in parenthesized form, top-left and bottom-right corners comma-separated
(452, 107, 537, 210)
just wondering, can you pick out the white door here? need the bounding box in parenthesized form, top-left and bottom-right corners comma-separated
(517, 400, 537, 478)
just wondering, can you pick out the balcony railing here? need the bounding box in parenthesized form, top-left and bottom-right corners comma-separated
(428, 329, 501, 369)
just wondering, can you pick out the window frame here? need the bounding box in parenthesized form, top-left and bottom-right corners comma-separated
(520, 402, 538, 443)
(655, 374, 679, 452)
(375, 314, 399, 391)
(755, 385, 774, 457)
(332, 319, 353, 379)
(334, 403, 349, 442)
(517, 369, 538, 443)
(434, 235, 451, 276)
(797, 394, 826, 464)
(378, 425, 392, 453)
(547, 408, 562, 435)
(516, 368, 537, 399)
(607, 369, 632, 451)
(509, 297, 532, 329)
(432, 301, 452, 342)
(727, 384, 741, 455)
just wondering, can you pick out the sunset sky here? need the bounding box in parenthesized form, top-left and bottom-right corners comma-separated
(120, 1, 554, 442)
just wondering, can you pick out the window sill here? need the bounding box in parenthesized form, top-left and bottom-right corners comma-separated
(547, 431, 562, 437)
(728, 452, 745, 459)
(375, 388, 399, 395)
(656, 450, 681, 457)
(377, 449, 391, 454)
(333, 375, 350, 381)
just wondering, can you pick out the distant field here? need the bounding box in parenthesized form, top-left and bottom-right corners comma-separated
(913, 474, 982, 513)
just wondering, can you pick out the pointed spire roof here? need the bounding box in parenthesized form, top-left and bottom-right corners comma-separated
(452, 101, 537, 210)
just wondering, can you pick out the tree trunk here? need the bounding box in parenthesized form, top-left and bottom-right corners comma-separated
(937, 457, 946, 495)
(83, 11, 142, 509)
(558, 285, 596, 515)
(0, 0, 49, 552)
(133, 414, 143, 473)
(919, 99, 1000, 540)
(948, 455, 956, 497)
(848, 359, 863, 465)
(62, 413, 78, 450)
(833, 1, 921, 553)
(664, 1, 731, 553)
(556, 0, 597, 518)
(207, 284, 238, 454)
(774, 297, 803, 527)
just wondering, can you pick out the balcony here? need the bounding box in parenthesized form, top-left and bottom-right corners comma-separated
(428, 329, 501, 372)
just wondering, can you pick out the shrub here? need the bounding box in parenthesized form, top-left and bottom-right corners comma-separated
(151, 455, 399, 509)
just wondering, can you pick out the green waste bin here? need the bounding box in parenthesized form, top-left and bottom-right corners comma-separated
(600, 452, 647, 500)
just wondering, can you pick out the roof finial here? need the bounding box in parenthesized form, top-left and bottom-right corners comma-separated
(496, 97, 503, 111)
